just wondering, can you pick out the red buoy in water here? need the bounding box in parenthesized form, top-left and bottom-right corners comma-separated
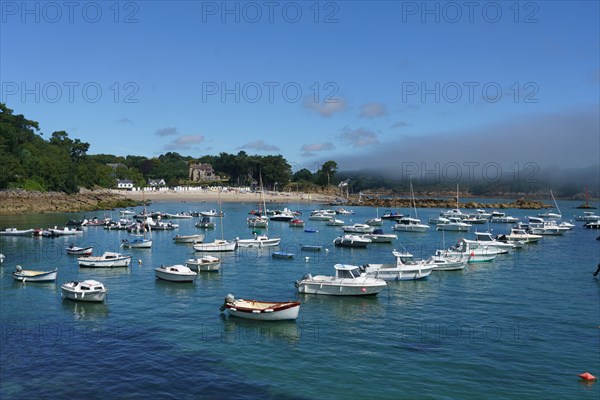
(578, 372, 597, 381)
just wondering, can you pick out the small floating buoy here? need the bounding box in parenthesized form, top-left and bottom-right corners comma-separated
(578, 372, 597, 381)
(138, 259, 142, 265)
(305, 257, 310, 262)
(325, 248, 329, 253)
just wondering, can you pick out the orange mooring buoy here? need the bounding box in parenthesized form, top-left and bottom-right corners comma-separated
(578, 372, 597, 381)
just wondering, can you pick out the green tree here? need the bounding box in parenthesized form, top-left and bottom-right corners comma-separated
(316, 160, 338, 187)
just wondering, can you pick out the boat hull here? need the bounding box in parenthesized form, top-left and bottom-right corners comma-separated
(186, 258, 221, 272)
(122, 240, 152, 248)
(393, 225, 429, 232)
(193, 241, 237, 252)
(66, 246, 93, 255)
(296, 275, 386, 295)
(12, 269, 57, 282)
(237, 238, 281, 248)
(173, 235, 205, 243)
(155, 269, 196, 282)
(224, 301, 300, 321)
(78, 255, 132, 268)
(61, 290, 106, 302)
(363, 264, 433, 281)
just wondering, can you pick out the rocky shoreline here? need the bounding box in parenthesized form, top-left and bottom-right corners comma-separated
(0, 190, 554, 216)
(0, 190, 139, 215)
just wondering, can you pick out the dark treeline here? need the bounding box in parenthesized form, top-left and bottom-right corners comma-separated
(0, 104, 338, 193)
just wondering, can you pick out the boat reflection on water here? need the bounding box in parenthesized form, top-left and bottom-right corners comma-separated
(154, 277, 197, 298)
(298, 293, 386, 321)
(11, 280, 56, 291)
(62, 300, 109, 321)
(219, 316, 300, 344)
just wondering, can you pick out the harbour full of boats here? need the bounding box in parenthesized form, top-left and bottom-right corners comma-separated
(0, 200, 595, 321)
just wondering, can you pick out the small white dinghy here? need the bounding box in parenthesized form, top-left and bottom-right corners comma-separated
(154, 265, 197, 282)
(219, 294, 301, 321)
(61, 280, 107, 302)
(186, 256, 221, 272)
(65, 245, 93, 256)
(12, 265, 57, 282)
(173, 234, 205, 243)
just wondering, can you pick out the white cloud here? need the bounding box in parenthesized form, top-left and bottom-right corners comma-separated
(116, 117, 134, 125)
(303, 96, 347, 117)
(164, 134, 205, 150)
(155, 127, 178, 136)
(300, 142, 335, 157)
(237, 140, 280, 152)
(359, 103, 388, 118)
(340, 127, 380, 148)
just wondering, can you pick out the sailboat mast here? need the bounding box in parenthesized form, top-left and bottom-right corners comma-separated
(550, 190, 561, 215)
(218, 187, 224, 240)
(411, 181, 418, 218)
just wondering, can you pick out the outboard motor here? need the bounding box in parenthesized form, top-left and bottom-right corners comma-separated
(219, 294, 235, 312)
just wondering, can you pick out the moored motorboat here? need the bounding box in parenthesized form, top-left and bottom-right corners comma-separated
(360, 251, 434, 281)
(195, 217, 216, 229)
(439, 239, 499, 262)
(173, 234, 205, 243)
(501, 228, 542, 243)
(333, 235, 371, 248)
(154, 265, 197, 282)
(393, 217, 430, 232)
(295, 264, 387, 296)
(428, 250, 467, 271)
(49, 227, 84, 236)
(300, 244, 324, 251)
(342, 223, 374, 234)
(164, 212, 193, 219)
(0, 228, 34, 236)
(575, 211, 600, 222)
(200, 209, 224, 217)
(269, 208, 296, 222)
(78, 252, 132, 268)
(272, 251, 294, 259)
(361, 229, 398, 243)
(236, 235, 281, 248)
(365, 217, 383, 226)
(65, 245, 93, 256)
(219, 294, 301, 321)
(186, 256, 221, 272)
(193, 239, 237, 252)
(325, 218, 345, 226)
(584, 221, 600, 229)
(12, 265, 57, 282)
(435, 217, 471, 232)
(61, 280, 107, 302)
(121, 237, 153, 248)
(289, 218, 305, 227)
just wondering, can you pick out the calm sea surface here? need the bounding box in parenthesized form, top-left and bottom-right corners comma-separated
(1, 199, 599, 399)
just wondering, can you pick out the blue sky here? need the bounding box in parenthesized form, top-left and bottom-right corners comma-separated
(1, 1, 598, 175)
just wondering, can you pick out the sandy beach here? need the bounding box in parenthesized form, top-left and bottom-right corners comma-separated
(116, 188, 335, 204)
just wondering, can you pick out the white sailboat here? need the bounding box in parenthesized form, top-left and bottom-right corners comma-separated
(393, 182, 429, 232)
(193, 188, 237, 252)
(538, 190, 562, 219)
(247, 174, 269, 228)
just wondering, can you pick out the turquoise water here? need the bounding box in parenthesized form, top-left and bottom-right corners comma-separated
(1, 200, 599, 399)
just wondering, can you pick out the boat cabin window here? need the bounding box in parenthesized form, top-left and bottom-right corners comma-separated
(400, 257, 415, 265)
(337, 269, 356, 279)
(350, 269, 362, 278)
(81, 286, 90, 291)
